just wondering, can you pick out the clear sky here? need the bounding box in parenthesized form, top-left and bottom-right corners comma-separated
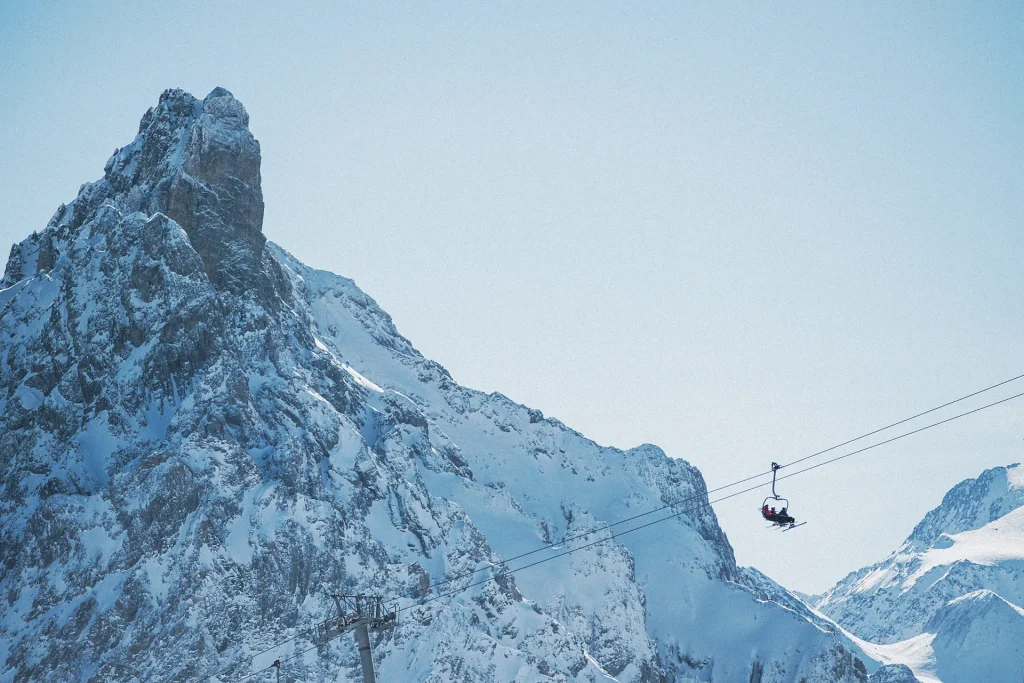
(1, 1, 1022, 594)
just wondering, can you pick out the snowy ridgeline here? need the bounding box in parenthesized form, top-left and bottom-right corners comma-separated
(0, 86, 906, 682)
(814, 464, 1024, 683)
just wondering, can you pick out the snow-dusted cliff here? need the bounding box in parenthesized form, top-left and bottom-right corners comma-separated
(817, 464, 1024, 683)
(0, 87, 883, 682)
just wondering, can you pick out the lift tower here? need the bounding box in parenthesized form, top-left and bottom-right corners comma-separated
(313, 595, 397, 683)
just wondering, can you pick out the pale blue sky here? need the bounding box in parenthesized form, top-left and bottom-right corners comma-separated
(1, 1, 1022, 593)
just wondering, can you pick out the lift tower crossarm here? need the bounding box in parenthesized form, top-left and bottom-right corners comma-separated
(313, 595, 397, 683)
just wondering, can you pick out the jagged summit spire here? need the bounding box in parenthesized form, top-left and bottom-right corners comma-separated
(110, 86, 258, 202)
(5, 87, 269, 295)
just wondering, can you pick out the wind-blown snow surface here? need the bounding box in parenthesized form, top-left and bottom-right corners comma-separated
(1, 87, 880, 682)
(816, 464, 1024, 683)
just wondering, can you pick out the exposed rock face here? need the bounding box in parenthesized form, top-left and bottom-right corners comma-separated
(7, 87, 275, 297)
(0, 88, 875, 682)
(867, 664, 919, 683)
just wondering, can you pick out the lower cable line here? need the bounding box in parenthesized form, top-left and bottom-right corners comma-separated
(400, 372, 1024, 601)
(220, 386, 1024, 682)
(403, 387, 1024, 615)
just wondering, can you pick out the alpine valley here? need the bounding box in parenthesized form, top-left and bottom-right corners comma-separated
(0, 87, 995, 683)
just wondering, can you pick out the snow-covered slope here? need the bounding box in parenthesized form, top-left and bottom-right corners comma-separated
(927, 590, 1024, 683)
(0, 87, 883, 682)
(817, 464, 1024, 683)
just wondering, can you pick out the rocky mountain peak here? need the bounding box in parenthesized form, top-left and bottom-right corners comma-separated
(113, 86, 265, 293)
(4, 87, 269, 296)
(111, 87, 256, 194)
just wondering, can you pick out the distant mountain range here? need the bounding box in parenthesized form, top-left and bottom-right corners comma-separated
(813, 463, 1024, 683)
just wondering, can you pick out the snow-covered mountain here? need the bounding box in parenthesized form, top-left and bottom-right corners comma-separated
(816, 464, 1024, 683)
(0, 87, 893, 682)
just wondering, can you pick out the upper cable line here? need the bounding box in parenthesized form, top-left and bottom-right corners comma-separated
(398, 386, 1024, 615)
(401, 372, 1024, 600)
(204, 373, 1024, 682)
(230, 386, 1024, 683)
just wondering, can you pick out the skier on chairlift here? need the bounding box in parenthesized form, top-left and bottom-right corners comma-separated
(759, 462, 803, 529)
(776, 506, 795, 525)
